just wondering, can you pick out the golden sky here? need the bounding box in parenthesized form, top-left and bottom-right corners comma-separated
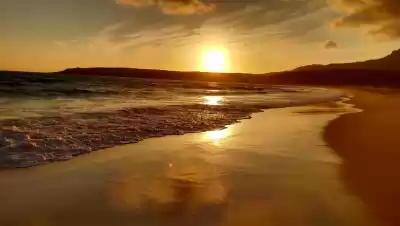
(1, 0, 400, 73)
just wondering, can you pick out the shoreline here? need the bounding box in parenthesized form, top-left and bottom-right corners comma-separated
(0, 87, 346, 169)
(0, 102, 369, 226)
(323, 88, 400, 226)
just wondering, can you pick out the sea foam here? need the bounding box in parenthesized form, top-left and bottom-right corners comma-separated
(0, 86, 345, 168)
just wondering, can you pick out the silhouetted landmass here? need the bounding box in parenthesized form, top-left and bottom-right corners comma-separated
(267, 69, 400, 87)
(267, 49, 400, 86)
(46, 48, 400, 87)
(295, 49, 400, 71)
(61, 67, 277, 84)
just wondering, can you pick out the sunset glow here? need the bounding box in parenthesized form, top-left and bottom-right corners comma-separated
(204, 96, 222, 105)
(202, 48, 229, 72)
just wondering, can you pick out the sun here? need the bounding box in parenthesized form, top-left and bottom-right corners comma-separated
(202, 48, 229, 72)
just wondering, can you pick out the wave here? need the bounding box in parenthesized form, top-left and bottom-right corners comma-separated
(0, 71, 312, 98)
(0, 86, 121, 97)
(0, 104, 261, 168)
(0, 88, 346, 168)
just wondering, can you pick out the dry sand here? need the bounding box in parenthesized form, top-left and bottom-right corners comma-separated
(324, 87, 400, 226)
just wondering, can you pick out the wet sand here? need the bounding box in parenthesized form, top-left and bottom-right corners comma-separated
(0, 102, 373, 226)
(324, 88, 400, 226)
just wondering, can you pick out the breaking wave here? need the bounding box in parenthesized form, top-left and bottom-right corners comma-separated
(0, 95, 345, 168)
(0, 104, 260, 168)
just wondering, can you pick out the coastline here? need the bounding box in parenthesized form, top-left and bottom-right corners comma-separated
(0, 103, 370, 226)
(324, 88, 400, 226)
(0, 86, 346, 169)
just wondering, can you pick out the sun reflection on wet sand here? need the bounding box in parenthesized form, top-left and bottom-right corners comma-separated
(204, 96, 223, 105)
(0, 103, 372, 226)
(108, 159, 228, 222)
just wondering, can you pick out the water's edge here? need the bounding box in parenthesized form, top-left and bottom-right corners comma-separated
(0, 89, 347, 168)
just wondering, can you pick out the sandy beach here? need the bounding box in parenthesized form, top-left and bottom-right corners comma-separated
(324, 88, 400, 226)
(0, 101, 374, 226)
(3, 0, 400, 224)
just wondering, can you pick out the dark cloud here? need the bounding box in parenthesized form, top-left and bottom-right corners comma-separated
(103, 0, 330, 50)
(212, 0, 326, 31)
(111, 0, 326, 40)
(333, 0, 400, 39)
(117, 0, 215, 14)
(324, 40, 338, 49)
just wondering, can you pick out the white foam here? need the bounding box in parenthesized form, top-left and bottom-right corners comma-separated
(0, 87, 347, 168)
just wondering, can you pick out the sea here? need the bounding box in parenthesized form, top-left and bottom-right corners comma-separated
(0, 71, 375, 226)
(0, 71, 345, 168)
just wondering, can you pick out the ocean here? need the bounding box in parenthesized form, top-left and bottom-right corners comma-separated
(0, 71, 345, 168)
(0, 71, 374, 225)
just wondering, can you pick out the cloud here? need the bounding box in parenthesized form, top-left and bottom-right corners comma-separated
(118, 0, 154, 7)
(103, 0, 330, 50)
(117, 0, 215, 15)
(333, 0, 400, 39)
(324, 40, 338, 49)
(333, 0, 366, 10)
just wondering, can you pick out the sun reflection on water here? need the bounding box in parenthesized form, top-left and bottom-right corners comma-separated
(204, 96, 223, 105)
(204, 128, 230, 146)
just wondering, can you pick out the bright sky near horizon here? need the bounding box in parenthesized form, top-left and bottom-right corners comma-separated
(1, 0, 400, 73)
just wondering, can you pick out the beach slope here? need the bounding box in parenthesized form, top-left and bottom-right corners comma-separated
(324, 88, 400, 226)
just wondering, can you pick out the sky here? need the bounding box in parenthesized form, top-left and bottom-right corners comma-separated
(1, 0, 400, 73)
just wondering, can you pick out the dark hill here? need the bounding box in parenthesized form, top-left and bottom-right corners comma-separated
(60, 49, 400, 87)
(60, 67, 280, 84)
(264, 49, 400, 87)
(295, 49, 400, 71)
